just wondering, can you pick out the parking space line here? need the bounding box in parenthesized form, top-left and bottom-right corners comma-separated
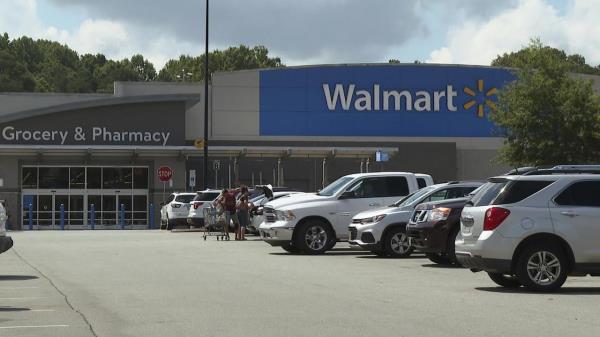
(0, 324, 69, 329)
(30, 309, 56, 312)
(0, 297, 46, 300)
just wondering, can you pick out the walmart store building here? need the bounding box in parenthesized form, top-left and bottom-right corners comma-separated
(1, 64, 598, 230)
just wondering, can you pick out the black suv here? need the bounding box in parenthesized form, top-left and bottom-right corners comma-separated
(406, 197, 469, 265)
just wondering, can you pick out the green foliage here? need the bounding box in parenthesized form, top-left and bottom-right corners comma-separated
(0, 33, 282, 93)
(492, 38, 600, 76)
(157, 45, 284, 82)
(490, 40, 600, 166)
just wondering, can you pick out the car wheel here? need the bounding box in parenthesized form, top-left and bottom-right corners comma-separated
(426, 253, 453, 265)
(294, 220, 333, 255)
(159, 220, 166, 230)
(487, 273, 521, 288)
(384, 227, 414, 258)
(281, 242, 301, 254)
(166, 216, 173, 230)
(515, 244, 568, 292)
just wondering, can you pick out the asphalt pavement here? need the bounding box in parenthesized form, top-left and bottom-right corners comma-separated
(1, 231, 600, 337)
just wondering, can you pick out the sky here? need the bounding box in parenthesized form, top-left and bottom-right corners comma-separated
(1, 0, 599, 70)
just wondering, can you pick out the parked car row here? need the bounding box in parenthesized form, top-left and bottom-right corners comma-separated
(159, 186, 302, 231)
(258, 166, 600, 292)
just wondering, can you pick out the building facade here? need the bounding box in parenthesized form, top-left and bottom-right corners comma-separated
(2, 63, 597, 230)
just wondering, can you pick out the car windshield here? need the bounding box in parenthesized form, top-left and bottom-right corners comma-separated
(391, 185, 437, 207)
(317, 177, 354, 196)
(193, 192, 220, 202)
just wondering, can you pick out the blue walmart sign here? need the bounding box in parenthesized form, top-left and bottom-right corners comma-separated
(259, 65, 515, 137)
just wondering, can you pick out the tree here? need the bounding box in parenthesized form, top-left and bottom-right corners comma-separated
(157, 45, 284, 82)
(130, 54, 156, 81)
(490, 40, 600, 166)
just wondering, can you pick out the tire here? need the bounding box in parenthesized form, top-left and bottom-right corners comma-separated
(281, 242, 301, 254)
(515, 244, 568, 292)
(383, 226, 414, 258)
(426, 253, 453, 265)
(446, 227, 460, 265)
(166, 217, 173, 230)
(294, 220, 334, 255)
(159, 220, 166, 230)
(487, 273, 521, 288)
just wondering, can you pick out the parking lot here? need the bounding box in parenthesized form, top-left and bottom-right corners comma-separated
(1, 231, 600, 337)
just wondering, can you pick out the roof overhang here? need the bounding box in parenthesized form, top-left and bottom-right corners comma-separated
(0, 145, 397, 158)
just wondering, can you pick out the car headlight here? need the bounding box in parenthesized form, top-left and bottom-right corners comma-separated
(359, 214, 386, 224)
(275, 210, 296, 221)
(428, 207, 451, 221)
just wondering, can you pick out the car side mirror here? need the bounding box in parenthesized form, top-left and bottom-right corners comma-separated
(339, 191, 356, 199)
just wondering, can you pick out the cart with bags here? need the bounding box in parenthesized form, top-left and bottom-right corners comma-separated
(202, 206, 230, 241)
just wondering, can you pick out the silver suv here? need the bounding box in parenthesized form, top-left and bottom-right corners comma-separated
(456, 167, 600, 292)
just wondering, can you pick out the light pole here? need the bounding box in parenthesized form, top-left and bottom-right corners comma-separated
(177, 69, 193, 81)
(203, 0, 209, 189)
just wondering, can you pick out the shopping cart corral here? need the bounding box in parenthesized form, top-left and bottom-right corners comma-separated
(202, 207, 230, 241)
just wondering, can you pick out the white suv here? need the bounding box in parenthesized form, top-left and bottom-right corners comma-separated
(259, 172, 432, 254)
(349, 181, 482, 257)
(160, 192, 197, 230)
(187, 190, 222, 228)
(0, 201, 13, 254)
(456, 169, 600, 292)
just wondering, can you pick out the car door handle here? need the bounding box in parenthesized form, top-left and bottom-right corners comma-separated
(560, 211, 579, 217)
(369, 203, 380, 207)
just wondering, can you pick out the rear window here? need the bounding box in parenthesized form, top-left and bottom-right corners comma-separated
(471, 180, 552, 206)
(555, 181, 600, 207)
(193, 192, 220, 202)
(417, 178, 427, 189)
(175, 194, 196, 203)
(385, 177, 409, 196)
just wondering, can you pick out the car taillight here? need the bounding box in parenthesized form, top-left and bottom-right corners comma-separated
(483, 207, 510, 231)
(193, 202, 204, 209)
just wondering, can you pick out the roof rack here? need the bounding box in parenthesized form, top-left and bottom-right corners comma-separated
(524, 168, 600, 176)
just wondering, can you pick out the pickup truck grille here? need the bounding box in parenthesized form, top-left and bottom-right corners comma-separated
(264, 207, 276, 223)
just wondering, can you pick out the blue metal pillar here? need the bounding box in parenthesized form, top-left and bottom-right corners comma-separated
(149, 203, 154, 229)
(119, 204, 125, 230)
(90, 204, 95, 230)
(59, 204, 65, 230)
(28, 203, 33, 230)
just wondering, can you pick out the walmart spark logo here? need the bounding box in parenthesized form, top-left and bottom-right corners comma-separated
(463, 80, 497, 118)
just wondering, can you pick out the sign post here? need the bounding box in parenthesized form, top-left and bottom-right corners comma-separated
(157, 166, 173, 204)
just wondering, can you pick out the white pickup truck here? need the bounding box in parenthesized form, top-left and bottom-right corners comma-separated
(259, 172, 432, 254)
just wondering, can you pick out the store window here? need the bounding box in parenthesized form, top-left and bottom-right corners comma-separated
(70, 167, 85, 189)
(22, 167, 38, 189)
(133, 167, 149, 189)
(103, 167, 133, 189)
(39, 167, 69, 189)
(87, 167, 102, 189)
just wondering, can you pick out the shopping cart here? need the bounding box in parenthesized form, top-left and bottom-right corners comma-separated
(202, 207, 230, 241)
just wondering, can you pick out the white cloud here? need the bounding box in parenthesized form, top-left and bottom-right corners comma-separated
(428, 0, 600, 66)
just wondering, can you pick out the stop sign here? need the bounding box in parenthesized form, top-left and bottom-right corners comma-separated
(157, 166, 173, 182)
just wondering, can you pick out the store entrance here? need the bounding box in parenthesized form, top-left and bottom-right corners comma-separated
(21, 166, 150, 230)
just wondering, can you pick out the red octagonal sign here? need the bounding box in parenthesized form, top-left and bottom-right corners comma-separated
(157, 166, 173, 182)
